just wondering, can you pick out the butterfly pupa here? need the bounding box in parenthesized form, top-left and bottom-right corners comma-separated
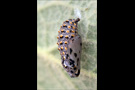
(57, 18, 82, 78)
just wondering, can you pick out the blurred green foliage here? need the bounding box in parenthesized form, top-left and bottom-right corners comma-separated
(37, 0, 97, 90)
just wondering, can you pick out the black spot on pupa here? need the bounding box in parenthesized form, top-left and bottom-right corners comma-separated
(60, 36, 63, 39)
(71, 71, 73, 73)
(71, 26, 73, 29)
(71, 36, 74, 38)
(70, 48, 72, 54)
(77, 58, 79, 66)
(66, 54, 69, 59)
(72, 64, 75, 67)
(69, 59, 75, 64)
(65, 36, 68, 39)
(60, 42, 63, 45)
(65, 21, 69, 23)
(69, 62, 72, 65)
(63, 25, 67, 27)
(65, 66, 67, 68)
(61, 31, 65, 33)
(79, 51, 80, 53)
(74, 53, 77, 57)
(80, 43, 82, 46)
(69, 59, 75, 67)
(75, 69, 80, 76)
(77, 58, 79, 62)
(74, 67, 77, 70)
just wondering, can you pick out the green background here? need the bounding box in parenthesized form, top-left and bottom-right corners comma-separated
(37, 0, 97, 90)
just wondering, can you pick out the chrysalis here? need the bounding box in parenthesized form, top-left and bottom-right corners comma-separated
(57, 18, 82, 78)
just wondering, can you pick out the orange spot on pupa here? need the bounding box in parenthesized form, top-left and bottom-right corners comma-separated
(64, 56, 66, 60)
(71, 34, 75, 37)
(72, 30, 75, 33)
(61, 46, 63, 50)
(73, 26, 76, 29)
(65, 47, 67, 51)
(61, 29, 64, 32)
(57, 36, 59, 39)
(63, 24, 66, 26)
(60, 41, 63, 44)
(68, 26, 71, 29)
(63, 52, 65, 55)
(70, 22, 72, 24)
(58, 48, 60, 50)
(64, 41, 68, 44)
(65, 35, 68, 38)
(66, 30, 69, 33)
(58, 31, 60, 33)
(74, 23, 76, 26)
(60, 35, 63, 38)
